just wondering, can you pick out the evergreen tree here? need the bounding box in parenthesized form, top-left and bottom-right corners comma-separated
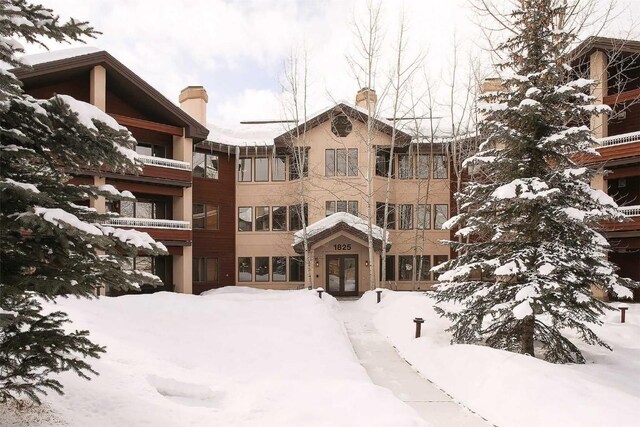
(1, 0, 166, 402)
(433, 0, 637, 364)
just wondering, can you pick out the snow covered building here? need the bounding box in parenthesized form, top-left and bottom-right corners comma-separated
(570, 37, 640, 300)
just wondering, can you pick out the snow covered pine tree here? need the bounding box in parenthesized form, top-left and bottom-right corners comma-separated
(433, 0, 637, 364)
(0, 0, 166, 403)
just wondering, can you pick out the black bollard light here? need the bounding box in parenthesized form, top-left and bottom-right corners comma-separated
(376, 289, 382, 304)
(317, 288, 324, 299)
(414, 317, 425, 338)
(619, 304, 629, 323)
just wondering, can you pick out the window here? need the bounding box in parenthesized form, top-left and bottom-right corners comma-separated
(398, 154, 413, 179)
(193, 257, 219, 282)
(272, 156, 286, 181)
(289, 204, 308, 231)
(399, 204, 413, 230)
(376, 202, 396, 229)
(434, 204, 448, 229)
(417, 204, 431, 230)
(193, 152, 219, 179)
(289, 256, 305, 282)
(238, 257, 252, 282)
(433, 255, 448, 280)
(399, 256, 413, 281)
(119, 200, 167, 219)
(417, 154, 430, 179)
(289, 149, 308, 180)
(415, 256, 431, 281)
(380, 255, 395, 281)
(238, 207, 253, 231)
(272, 206, 287, 231)
(255, 257, 269, 282)
(331, 114, 352, 137)
(272, 257, 287, 281)
(327, 200, 358, 216)
(325, 149, 335, 177)
(326, 149, 358, 177)
(255, 157, 269, 182)
(255, 206, 270, 231)
(434, 155, 448, 179)
(137, 142, 166, 158)
(375, 147, 394, 177)
(238, 158, 252, 182)
(193, 204, 219, 230)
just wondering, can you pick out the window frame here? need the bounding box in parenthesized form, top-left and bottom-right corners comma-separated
(399, 204, 413, 230)
(398, 255, 414, 281)
(433, 155, 448, 179)
(238, 157, 253, 182)
(272, 256, 287, 282)
(272, 156, 286, 181)
(398, 153, 414, 179)
(434, 204, 448, 229)
(289, 256, 305, 282)
(193, 151, 219, 179)
(417, 204, 431, 230)
(255, 256, 270, 282)
(238, 257, 253, 282)
(238, 206, 253, 232)
(415, 255, 431, 281)
(255, 206, 270, 231)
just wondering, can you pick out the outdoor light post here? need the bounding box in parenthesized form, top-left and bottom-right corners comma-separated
(376, 289, 382, 304)
(413, 317, 425, 338)
(317, 288, 324, 299)
(619, 304, 629, 323)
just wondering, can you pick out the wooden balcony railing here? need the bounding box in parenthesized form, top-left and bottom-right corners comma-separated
(597, 131, 640, 147)
(137, 155, 191, 170)
(620, 205, 640, 217)
(104, 217, 190, 229)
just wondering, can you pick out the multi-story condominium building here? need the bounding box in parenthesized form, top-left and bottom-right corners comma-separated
(571, 37, 640, 300)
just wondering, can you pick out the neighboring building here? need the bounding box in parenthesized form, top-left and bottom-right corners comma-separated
(570, 37, 640, 300)
(13, 48, 210, 295)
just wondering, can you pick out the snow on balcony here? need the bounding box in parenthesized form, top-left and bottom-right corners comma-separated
(104, 217, 191, 229)
(597, 131, 640, 147)
(137, 155, 191, 170)
(620, 205, 640, 217)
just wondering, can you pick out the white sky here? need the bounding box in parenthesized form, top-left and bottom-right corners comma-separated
(30, 0, 640, 127)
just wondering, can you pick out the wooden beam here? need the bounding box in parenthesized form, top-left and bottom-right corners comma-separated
(110, 113, 184, 136)
(603, 88, 640, 106)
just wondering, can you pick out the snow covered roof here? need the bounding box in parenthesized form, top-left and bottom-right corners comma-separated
(19, 46, 102, 66)
(292, 212, 390, 253)
(205, 122, 283, 148)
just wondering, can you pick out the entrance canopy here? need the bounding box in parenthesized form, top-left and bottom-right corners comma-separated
(292, 212, 391, 254)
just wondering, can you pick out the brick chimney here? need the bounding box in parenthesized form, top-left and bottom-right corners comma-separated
(355, 87, 377, 112)
(179, 86, 208, 125)
(479, 78, 502, 94)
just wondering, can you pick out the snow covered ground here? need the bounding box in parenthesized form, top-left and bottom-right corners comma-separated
(360, 290, 640, 427)
(1, 288, 426, 427)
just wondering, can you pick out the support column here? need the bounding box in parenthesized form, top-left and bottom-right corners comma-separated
(590, 50, 608, 139)
(91, 176, 107, 296)
(90, 65, 106, 112)
(172, 135, 193, 294)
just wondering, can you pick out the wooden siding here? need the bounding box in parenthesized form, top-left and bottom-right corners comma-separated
(192, 152, 237, 293)
(121, 226, 191, 244)
(576, 141, 640, 164)
(112, 114, 183, 137)
(608, 103, 640, 136)
(601, 216, 640, 232)
(23, 72, 90, 103)
(105, 179, 184, 197)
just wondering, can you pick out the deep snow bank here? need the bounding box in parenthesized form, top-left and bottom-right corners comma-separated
(3, 289, 426, 427)
(360, 290, 640, 427)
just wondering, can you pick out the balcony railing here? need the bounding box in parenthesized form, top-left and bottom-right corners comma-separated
(104, 217, 191, 229)
(620, 205, 640, 217)
(138, 155, 191, 171)
(597, 131, 640, 147)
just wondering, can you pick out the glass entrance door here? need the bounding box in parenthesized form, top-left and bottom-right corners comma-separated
(326, 255, 359, 296)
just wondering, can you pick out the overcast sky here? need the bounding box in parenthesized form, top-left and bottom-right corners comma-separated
(31, 0, 640, 127)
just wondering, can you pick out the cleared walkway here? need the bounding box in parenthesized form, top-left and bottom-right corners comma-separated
(339, 300, 492, 427)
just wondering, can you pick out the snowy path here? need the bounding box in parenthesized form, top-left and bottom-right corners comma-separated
(339, 300, 492, 427)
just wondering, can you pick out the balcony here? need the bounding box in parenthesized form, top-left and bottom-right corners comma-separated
(138, 155, 190, 170)
(104, 217, 191, 244)
(620, 205, 640, 217)
(576, 131, 640, 164)
(597, 131, 640, 147)
(602, 205, 640, 233)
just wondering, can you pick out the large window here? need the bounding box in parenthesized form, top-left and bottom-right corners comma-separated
(289, 256, 305, 282)
(272, 257, 287, 281)
(255, 157, 269, 182)
(238, 158, 252, 182)
(381, 255, 395, 281)
(327, 200, 358, 217)
(433, 255, 448, 280)
(326, 149, 358, 177)
(193, 152, 219, 179)
(415, 256, 431, 281)
(434, 204, 448, 229)
(238, 257, 252, 282)
(193, 257, 219, 282)
(289, 149, 308, 180)
(255, 257, 269, 282)
(434, 155, 448, 179)
(376, 202, 396, 229)
(399, 256, 413, 281)
(398, 154, 413, 179)
(417, 154, 430, 179)
(272, 206, 287, 231)
(289, 204, 308, 231)
(417, 204, 431, 230)
(118, 200, 167, 219)
(193, 204, 219, 230)
(272, 156, 286, 181)
(255, 206, 270, 231)
(399, 204, 413, 230)
(137, 142, 166, 158)
(375, 147, 394, 177)
(238, 207, 253, 231)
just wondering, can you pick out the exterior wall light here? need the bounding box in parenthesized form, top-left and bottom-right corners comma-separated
(315, 257, 319, 267)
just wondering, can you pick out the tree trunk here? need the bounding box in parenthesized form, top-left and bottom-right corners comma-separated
(520, 315, 535, 357)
